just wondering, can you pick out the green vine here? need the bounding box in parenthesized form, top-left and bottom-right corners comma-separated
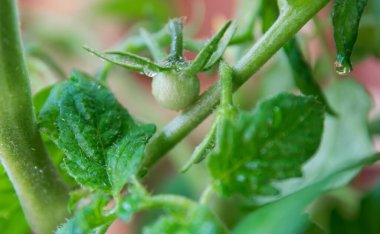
(0, 0, 69, 233)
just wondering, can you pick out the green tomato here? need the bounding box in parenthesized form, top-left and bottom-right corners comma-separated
(152, 71, 200, 111)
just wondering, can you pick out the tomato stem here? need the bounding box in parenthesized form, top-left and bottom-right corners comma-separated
(142, 0, 330, 170)
(219, 61, 234, 109)
(169, 18, 184, 63)
(0, 0, 70, 233)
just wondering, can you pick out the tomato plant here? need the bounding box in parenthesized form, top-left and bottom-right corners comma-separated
(0, 0, 379, 234)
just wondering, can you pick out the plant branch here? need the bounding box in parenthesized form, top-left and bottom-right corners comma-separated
(142, 0, 330, 170)
(169, 18, 184, 63)
(0, 0, 69, 233)
(27, 45, 67, 80)
(199, 185, 214, 204)
(141, 195, 197, 212)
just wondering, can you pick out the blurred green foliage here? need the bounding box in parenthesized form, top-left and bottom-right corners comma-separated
(354, 0, 380, 59)
(93, 0, 174, 23)
(0, 167, 30, 234)
(329, 183, 380, 234)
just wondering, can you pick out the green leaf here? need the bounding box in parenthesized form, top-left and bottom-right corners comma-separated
(353, 0, 380, 59)
(118, 179, 147, 221)
(38, 70, 156, 193)
(369, 118, 380, 135)
(67, 189, 91, 214)
(188, 21, 233, 73)
(284, 38, 336, 115)
(233, 179, 323, 234)
(56, 194, 113, 234)
(261, 0, 279, 33)
(232, 157, 376, 234)
(257, 79, 375, 204)
(34, 87, 80, 186)
(329, 182, 380, 234)
(203, 22, 237, 70)
(143, 205, 228, 234)
(180, 121, 217, 172)
(33, 85, 55, 115)
(208, 93, 324, 197)
(84, 47, 170, 77)
(332, 0, 368, 74)
(0, 167, 30, 234)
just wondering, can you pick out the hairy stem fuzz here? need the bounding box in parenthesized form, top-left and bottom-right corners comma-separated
(0, 0, 69, 233)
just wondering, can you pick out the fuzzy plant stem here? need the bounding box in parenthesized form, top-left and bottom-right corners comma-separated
(0, 0, 70, 233)
(142, 0, 330, 169)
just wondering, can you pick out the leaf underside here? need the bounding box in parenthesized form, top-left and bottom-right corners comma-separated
(284, 38, 335, 115)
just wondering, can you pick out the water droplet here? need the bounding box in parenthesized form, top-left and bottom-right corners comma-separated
(236, 174, 246, 182)
(143, 67, 157, 78)
(122, 202, 132, 211)
(335, 60, 351, 76)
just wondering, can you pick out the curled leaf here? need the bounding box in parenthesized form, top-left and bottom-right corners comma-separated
(187, 20, 233, 73)
(284, 38, 336, 115)
(181, 121, 217, 172)
(203, 22, 237, 70)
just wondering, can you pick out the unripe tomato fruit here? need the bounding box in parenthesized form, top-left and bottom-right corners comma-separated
(152, 71, 200, 111)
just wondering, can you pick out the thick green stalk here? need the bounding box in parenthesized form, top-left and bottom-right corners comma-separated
(0, 0, 69, 233)
(142, 0, 330, 169)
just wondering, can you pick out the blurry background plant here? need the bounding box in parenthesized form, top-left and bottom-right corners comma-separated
(2, 0, 380, 233)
